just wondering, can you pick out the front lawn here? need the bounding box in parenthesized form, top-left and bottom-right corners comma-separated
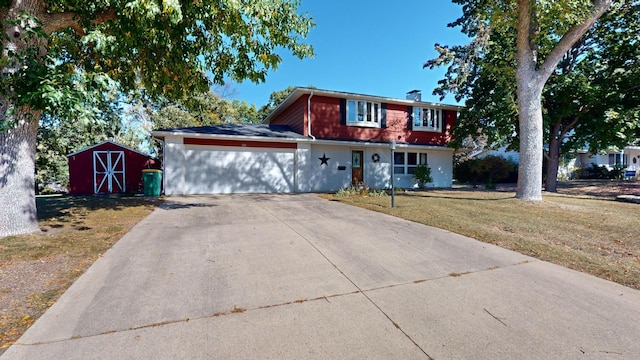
(328, 184, 640, 291)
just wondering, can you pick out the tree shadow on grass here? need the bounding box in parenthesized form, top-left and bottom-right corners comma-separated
(36, 194, 164, 222)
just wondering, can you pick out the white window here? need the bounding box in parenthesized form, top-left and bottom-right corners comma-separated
(347, 100, 381, 127)
(394, 152, 428, 175)
(609, 153, 629, 166)
(413, 107, 442, 132)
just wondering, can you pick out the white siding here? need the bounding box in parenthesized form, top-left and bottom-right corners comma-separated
(305, 145, 352, 192)
(393, 148, 453, 189)
(163, 136, 186, 195)
(365, 148, 392, 189)
(161, 137, 454, 194)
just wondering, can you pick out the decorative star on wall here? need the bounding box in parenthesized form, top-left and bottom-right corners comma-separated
(319, 153, 330, 166)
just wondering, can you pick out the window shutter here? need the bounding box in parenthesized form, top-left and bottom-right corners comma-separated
(441, 110, 447, 133)
(407, 106, 413, 130)
(381, 103, 387, 128)
(340, 98, 347, 126)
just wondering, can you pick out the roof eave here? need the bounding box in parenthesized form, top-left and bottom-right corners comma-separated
(150, 130, 307, 143)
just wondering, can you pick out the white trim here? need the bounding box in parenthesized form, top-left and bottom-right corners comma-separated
(93, 150, 126, 193)
(346, 99, 381, 128)
(412, 107, 443, 132)
(68, 140, 152, 159)
(150, 131, 304, 143)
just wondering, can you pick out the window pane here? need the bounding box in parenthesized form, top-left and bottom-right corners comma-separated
(407, 152, 417, 165)
(407, 166, 416, 175)
(394, 152, 405, 165)
(413, 108, 421, 127)
(609, 154, 617, 165)
(366, 102, 372, 122)
(394, 166, 405, 174)
(434, 109, 440, 129)
(347, 100, 356, 122)
(419, 153, 427, 165)
(423, 108, 429, 127)
(357, 101, 365, 121)
(374, 103, 379, 122)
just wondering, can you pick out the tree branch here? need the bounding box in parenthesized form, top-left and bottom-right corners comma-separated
(41, 8, 116, 36)
(516, 0, 537, 83)
(538, 0, 612, 81)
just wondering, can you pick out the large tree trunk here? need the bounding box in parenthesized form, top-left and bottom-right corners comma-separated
(545, 122, 562, 192)
(515, 0, 544, 201)
(0, 111, 41, 236)
(1, 0, 46, 237)
(515, 83, 544, 201)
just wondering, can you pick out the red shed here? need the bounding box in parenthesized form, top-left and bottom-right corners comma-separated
(67, 140, 159, 195)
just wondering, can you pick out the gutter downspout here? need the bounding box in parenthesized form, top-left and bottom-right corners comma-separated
(307, 91, 315, 140)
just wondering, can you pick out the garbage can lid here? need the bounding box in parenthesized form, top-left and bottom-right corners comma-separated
(142, 169, 162, 173)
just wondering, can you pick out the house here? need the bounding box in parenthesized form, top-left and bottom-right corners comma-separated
(151, 88, 461, 194)
(569, 145, 640, 179)
(472, 143, 640, 180)
(67, 140, 160, 195)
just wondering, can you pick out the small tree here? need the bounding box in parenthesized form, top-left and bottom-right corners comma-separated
(413, 164, 433, 189)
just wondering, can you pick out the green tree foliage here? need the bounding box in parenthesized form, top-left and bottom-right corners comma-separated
(257, 86, 315, 121)
(427, 0, 613, 200)
(257, 86, 297, 121)
(36, 113, 122, 193)
(0, 0, 314, 236)
(432, 2, 640, 192)
(151, 91, 261, 130)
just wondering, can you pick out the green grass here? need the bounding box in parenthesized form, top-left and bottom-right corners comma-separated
(327, 189, 640, 290)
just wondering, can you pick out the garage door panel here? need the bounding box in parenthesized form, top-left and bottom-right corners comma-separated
(184, 147, 294, 194)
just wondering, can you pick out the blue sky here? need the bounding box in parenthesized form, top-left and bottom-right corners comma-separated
(228, 1, 469, 108)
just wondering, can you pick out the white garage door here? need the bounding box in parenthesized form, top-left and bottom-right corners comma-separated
(183, 146, 295, 194)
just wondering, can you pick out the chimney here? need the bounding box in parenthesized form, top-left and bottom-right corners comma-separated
(406, 90, 421, 102)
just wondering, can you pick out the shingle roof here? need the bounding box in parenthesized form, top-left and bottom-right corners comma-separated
(152, 124, 306, 139)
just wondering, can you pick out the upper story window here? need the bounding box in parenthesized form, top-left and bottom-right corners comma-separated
(413, 107, 442, 132)
(347, 100, 381, 128)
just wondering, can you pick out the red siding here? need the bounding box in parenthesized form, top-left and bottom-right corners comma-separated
(68, 142, 158, 195)
(268, 96, 307, 135)
(307, 96, 456, 145)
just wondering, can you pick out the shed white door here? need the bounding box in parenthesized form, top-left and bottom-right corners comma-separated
(93, 151, 125, 193)
(182, 146, 295, 194)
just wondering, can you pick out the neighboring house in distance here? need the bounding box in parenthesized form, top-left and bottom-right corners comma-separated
(151, 87, 461, 194)
(474, 145, 520, 164)
(471, 143, 640, 179)
(573, 145, 640, 177)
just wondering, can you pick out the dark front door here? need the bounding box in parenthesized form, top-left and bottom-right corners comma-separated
(352, 150, 363, 185)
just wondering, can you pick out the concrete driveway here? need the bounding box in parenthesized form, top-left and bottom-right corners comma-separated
(3, 194, 640, 359)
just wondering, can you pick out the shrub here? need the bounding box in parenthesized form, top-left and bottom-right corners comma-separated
(335, 184, 388, 197)
(575, 163, 622, 180)
(454, 155, 518, 186)
(413, 164, 433, 188)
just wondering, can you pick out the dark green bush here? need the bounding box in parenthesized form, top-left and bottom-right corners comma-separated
(454, 155, 518, 185)
(575, 163, 621, 180)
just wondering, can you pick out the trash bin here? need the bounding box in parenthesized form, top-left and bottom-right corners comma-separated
(142, 169, 162, 196)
